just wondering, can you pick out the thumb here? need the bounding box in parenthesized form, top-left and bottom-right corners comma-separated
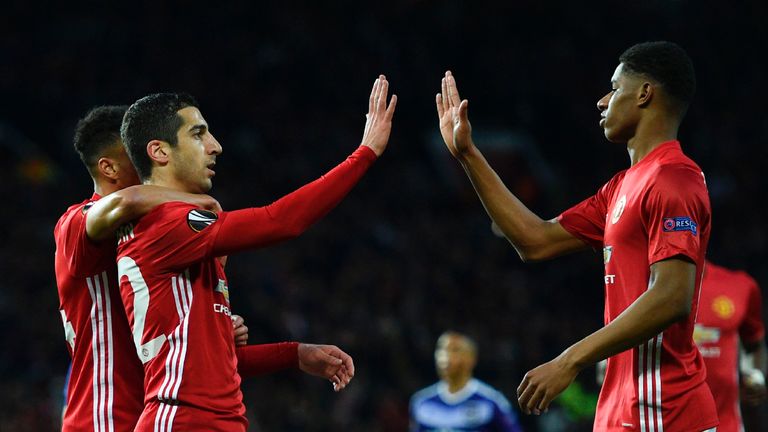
(459, 99, 469, 121)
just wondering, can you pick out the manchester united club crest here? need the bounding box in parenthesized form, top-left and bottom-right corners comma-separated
(712, 295, 735, 319)
(611, 195, 626, 224)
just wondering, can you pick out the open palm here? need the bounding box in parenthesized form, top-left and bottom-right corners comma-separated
(436, 71, 473, 158)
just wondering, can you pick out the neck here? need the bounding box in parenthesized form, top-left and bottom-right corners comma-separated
(145, 169, 190, 192)
(93, 179, 120, 197)
(625, 111, 679, 166)
(445, 374, 472, 393)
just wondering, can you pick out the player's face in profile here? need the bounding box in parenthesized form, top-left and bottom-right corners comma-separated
(170, 106, 223, 193)
(597, 63, 642, 144)
(434, 335, 475, 380)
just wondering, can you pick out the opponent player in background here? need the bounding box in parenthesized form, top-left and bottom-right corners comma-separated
(56, 106, 356, 431)
(437, 42, 717, 431)
(117, 75, 396, 430)
(694, 260, 766, 431)
(410, 331, 523, 432)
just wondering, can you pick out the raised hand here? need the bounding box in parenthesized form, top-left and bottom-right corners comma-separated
(297, 343, 355, 392)
(360, 74, 398, 157)
(436, 71, 474, 159)
(231, 314, 248, 346)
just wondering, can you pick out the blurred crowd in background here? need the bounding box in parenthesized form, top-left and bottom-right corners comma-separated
(1, 1, 766, 430)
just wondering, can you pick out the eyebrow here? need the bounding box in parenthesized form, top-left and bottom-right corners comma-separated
(189, 124, 207, 134)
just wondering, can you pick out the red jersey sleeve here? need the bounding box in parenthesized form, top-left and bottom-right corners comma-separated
(55, 202, 113, 277)
(130, 145, 376, 270)
(127, 201, 228, 271)
(210, 145, 376, 256)
(557, 172, 624, 249)
(235, 342, 299, 378)
(739, 273, 765, 344)
(643, 165, 709, 265)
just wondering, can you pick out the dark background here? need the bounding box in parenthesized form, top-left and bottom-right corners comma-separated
(1, 1, 766, 430)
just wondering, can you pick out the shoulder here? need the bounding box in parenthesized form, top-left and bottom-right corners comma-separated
(643, 161, 709, 208)
(473, 379, 513, 411)
(410, 383, 440, 407)
(135, 201, 219, 232)
(55, 199, 93, 234)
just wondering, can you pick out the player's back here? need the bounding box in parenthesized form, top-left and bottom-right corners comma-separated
(54, 194, 144, 432)
(115, 201, 246, 431)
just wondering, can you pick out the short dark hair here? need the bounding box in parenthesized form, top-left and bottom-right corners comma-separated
(619, 41, 696, 109)
(74, 105, 128, 171)
(121, 93, 199, 180)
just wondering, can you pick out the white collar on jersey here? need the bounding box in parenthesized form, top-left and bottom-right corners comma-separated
(437, 378, 479, 405)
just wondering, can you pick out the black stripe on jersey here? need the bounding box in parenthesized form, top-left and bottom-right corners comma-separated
(187, 209, 218, 232)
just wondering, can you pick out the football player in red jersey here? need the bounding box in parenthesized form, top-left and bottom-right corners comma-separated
(694, 260, 766, 431)
(116, 75, 396, 431)
(56, 105, 358, 432)
(437, 42, 717, 431)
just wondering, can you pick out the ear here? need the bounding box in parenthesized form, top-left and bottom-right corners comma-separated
(637, 81, 654, 108)
(96, 157, 119, 182)
(147, 139, 171, 166)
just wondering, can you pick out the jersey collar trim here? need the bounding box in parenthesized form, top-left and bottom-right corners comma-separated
(437, 378, 479, 405)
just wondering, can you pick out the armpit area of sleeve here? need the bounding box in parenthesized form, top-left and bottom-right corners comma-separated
(557, 213, 604, 250)
(647, 241, 699, 266)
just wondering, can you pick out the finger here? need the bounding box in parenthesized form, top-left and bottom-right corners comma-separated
(234, 325, 248, 337)
(436, 93, 444, 118)
(377, 76, 389, 113)
(231, 315, 243, 327)
(537, 391, 554, 414)
(441, 77, 450, 111)
(458, 99, 470, 123)
(527, 386, 547, 415)
(338, 352, 354, 379)
(369, 77, 379, 114)
(446, 72, 461, 107)
(385, 94, 397, 120)
(517, 374, 530, 398)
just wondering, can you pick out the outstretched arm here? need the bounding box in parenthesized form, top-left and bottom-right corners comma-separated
(86, 185, 219, 241)
(517, 257, 695, 414)
(209, 75, 396, 257)
(437, 71, 585, 261)
(741, 338, 767, 405)
(236, 342, 354, 392)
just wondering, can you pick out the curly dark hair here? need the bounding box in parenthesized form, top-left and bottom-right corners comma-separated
(120, 93, 199, 181)
(73, 105, 128, 171)
(619, 41, 696, 110)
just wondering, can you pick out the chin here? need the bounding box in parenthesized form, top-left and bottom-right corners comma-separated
(603, 129, 626, 144)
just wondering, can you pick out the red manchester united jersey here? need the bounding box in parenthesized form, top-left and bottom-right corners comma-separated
(54, 193, 145, 432)
(559, 141, 717, 432)
(114, 145, 376, 431)
(694, 261, 765, 432)
(116, 203, 246, 432)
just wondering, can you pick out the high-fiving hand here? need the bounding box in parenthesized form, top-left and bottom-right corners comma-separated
(360, 75, 398, 157)
(436, 71, 474, 159)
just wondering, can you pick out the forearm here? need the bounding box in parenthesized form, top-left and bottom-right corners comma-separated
(459, 147, 575, 261)
(86, 185, 217, 241)
(561, 284, 689, 370)
(212, 146, 376, 256)
(236, 342, 299, 378)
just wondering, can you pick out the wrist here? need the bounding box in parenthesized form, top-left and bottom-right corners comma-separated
(457, 142, 480, 164)
(558, 344, 590, 373)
